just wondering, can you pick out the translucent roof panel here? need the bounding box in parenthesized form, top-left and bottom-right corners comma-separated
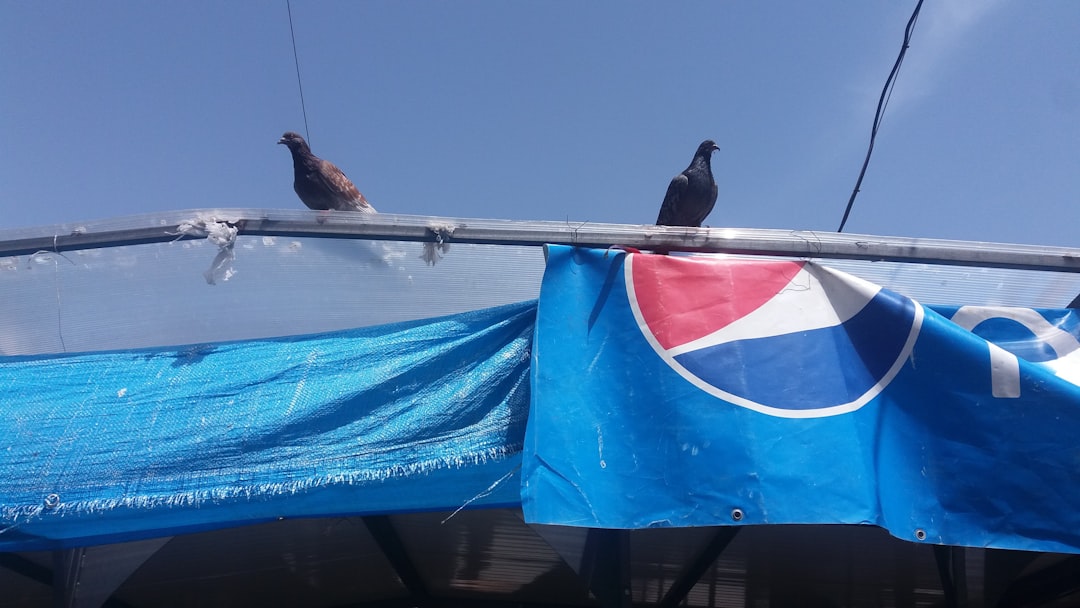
(689, 255, 1080, 309)
(0, 237, 543, 356)
(2, 209, 1079, 356)
(822, 258, 1080, 308)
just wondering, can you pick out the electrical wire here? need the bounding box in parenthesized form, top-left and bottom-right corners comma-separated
(286, 0, 312, 144)
(837, 0, 925, 233)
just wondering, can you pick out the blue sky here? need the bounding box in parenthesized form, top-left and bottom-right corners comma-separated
(2, 1, 1078, 246)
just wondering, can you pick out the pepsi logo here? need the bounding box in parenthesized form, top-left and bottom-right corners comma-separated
(624, 255, 923, 418)
(948, 306, 1080, 397)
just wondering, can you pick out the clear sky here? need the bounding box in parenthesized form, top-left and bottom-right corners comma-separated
(1, 1, 1078, 246)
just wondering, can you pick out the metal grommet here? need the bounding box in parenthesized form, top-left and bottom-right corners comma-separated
(731, 508, 744, 522)
(44, 493, 60, 509)
(914, 528, 927, 541)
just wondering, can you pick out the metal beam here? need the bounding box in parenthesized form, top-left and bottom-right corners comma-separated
(580, 529, 631, 608)
(658, 527, 739, 608)
(932, 545, 966, 608)
(53, 548, 82, 608)
(2, 209, 1080, 273)
(362, 515, 428, 600)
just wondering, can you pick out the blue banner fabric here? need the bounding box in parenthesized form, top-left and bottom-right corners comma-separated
(523, 246, 1080, 553)
(0, 301, 535, 550)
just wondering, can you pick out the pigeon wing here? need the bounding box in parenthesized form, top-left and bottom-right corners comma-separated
(699, 182, 718, 225)
(656, 173, 688, 225)
(314, 159, 376, 213)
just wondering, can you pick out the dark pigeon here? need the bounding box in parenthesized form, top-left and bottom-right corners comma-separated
(655, 140, 720, 227)
(277, 131, 376, 213)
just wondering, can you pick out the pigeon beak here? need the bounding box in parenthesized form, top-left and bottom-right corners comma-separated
(277, 137, 286, 145)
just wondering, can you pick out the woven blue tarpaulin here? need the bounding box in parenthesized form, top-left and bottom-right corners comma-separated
(0, 300, 535, 550)
(523, 246, 1080, 554)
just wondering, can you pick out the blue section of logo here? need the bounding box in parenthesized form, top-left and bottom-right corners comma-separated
(971, 318, 1056, 362)
(935, 305, 1080, 368)
(673, 288, 917, 410)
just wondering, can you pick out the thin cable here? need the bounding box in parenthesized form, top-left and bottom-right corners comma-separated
(837, 0, 925, 233)
(286, 0, 311, 144)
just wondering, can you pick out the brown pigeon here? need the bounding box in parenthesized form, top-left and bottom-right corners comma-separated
(277, 131, 376, 213)
(656, 140, 719, 227)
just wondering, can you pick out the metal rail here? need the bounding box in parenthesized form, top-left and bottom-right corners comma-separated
(2, 208, 1079, 273)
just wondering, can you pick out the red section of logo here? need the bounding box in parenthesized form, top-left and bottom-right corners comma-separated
(630, 256, 806, 350)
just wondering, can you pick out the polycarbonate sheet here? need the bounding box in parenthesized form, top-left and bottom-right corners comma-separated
(823, 258, 1080, 309)
(4, 209, 1080, 356)
(0, 235, 544, 356)
(684, 254, 1080, 310)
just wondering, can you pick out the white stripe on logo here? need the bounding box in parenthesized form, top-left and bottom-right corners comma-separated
(949, 306, 1080, 398)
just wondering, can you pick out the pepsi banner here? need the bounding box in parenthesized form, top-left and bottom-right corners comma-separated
(523, 246, 1080, 553)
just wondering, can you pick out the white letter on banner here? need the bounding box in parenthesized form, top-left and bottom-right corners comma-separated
(950, 307, 1080, 399)
(984, 342, 1020, 398)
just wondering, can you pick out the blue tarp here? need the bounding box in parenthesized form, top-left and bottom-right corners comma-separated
(0, 301, 534, 550)
(523, 246, 1080, 554)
